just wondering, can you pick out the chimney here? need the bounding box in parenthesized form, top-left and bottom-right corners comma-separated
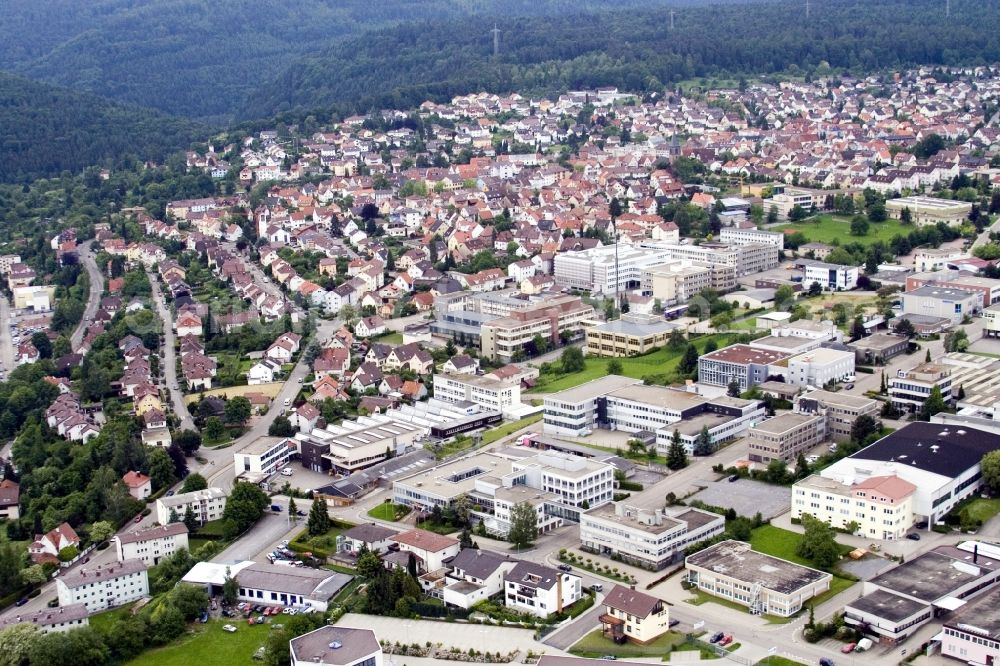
(974, 545, 979, 564)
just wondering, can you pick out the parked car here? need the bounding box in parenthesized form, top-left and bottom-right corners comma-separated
(591, 584, 603, 592)
(844, 383, 854, 390)
(280, 468, 293, 477)
(271, 504, 282, 512)
(557, 564, 572, 572)
(222, 624, 237, 633)
(709, 632, 724, 644)
(719, 635, 733, 647)
(166, 490, 175, 497)
(820, 659, 835, 666)
(134, 514, 143, 523)
(841, 643, 856, 654)
(14, 597, 28, 607)
(600, 657, 616, 661)
(728, 474, 740, 483)
(906, 533, 921, 541)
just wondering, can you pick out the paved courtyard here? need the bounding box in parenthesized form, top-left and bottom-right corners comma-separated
(690, 478, 791, 520)
(336, 613, 550, 655)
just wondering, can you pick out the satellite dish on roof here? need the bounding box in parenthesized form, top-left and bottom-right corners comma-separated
(329, 641, 343, 649)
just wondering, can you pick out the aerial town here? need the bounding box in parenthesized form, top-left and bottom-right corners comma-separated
(3, 64, 1000, 666)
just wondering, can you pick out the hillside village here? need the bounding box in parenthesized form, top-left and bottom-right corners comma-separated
(6, 66, 1000, 666)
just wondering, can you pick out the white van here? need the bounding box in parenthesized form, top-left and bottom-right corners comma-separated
(283, 397, 291, 407)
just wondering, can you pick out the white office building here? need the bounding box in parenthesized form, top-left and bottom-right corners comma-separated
(901, 286, 980, 323)
(554, 245, 670, 294)
(234, 436, 297, 481)
(786, 348, 856, 388)
(719, 227, 785, 250)
(433, 373, 521, 414)
(57, 559, 149, 613)
(803, 261, 859, 290)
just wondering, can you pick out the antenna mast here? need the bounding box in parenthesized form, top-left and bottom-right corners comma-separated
(806, 0, 811, 19)
(670, 11, 675, 30)
(491, 24, 501, 56)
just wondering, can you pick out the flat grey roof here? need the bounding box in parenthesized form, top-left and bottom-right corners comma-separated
(868, 546, 1000, 603)
(236, 563, 352, 600)
(906, 285, 977, 300)
(751, 412, 821, 435)
(290, 626, 381, 666)
(945, 587, 1000, 639)
(544, 375, 642, 403)
(849, 333, 908, 351)
(607, 384, 706, 411)
(686, 540, 830, 595)
(847, 589, 930, 623)
(590, 318, 676, 336)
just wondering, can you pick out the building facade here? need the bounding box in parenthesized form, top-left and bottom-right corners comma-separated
(113, 523, 190, 565)
(746, 412, 826, 463)
(56, 560, 149, 612)
(155, 487, 228, 525)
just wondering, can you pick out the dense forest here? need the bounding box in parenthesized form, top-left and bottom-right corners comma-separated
(248, 0, 1000, 120)
(0, 0, 720, 122)
(0, 72, 202, 182)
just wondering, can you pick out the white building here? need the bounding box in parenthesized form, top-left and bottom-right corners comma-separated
(719, 227, 785, 250)
(57, 559, 149, 613)
(786, 348, 855, 387)
(234, 436, 296, 481)
(792, 474, 916, 540)
(553, 245, 671, 294)
(941, 587, 1000, 665)
(580, 501, 725, 570)
(504, 561, 582, 617)
(901, 286, 980, 323)
(885, 196, 972, 227)
(290, 626, 382, 666)
(155, 487, 228, 525)
(390, 529, 461, 573)
(113, 522, 190, 565)
(0, 604, 89, 634)
(442, 548, 518, 609)
(432, 373, 521, 415)
(803, 261, 859, 291)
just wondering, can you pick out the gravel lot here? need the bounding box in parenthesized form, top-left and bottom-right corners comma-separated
(690, 478, 792, 520)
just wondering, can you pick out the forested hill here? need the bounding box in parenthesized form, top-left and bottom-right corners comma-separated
(0, 72, 202, 183)
(0, 0, 723, 123)
(246, 0, 1000, 121)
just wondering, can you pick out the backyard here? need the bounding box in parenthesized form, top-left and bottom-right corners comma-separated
(124, 619, 270, 666)
(529, 333, 741, 393)
(775, 214, 910, 247)
(569, 629, 686, 659)
(290, 519, 355, 559)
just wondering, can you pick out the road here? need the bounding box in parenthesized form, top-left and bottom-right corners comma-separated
(147, 270, 195, 431)
(972, 217, 1000, 250)
(70, 240, 103, 352)
(0, 295, 15, 372)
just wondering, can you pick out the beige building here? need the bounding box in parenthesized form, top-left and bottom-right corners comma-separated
(885, 196, 972, 227)
(641, 262, 712, 304)
(585, 313, 679, 357)
(747, 412, 826, 463)
(600, 585, 671, 645)
(794, 390, 880, 442)
(480, 295, 593, 362)
(685, 540, 832, 617)
(155, 487, 228, 525)
(12, 285, 56, 310)
(113, 523, 190, 566)
(792, 474, 916, 540)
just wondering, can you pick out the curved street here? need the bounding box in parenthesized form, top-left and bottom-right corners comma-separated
(70, 239, 103, 353)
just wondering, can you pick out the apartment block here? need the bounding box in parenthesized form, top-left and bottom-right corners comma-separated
(746, 412, 826, 463)
(792, 474, 915, 540)
(480, 295, 594, 362)
(553, 245, 670, 294)
(641, 261, 712, 305)
(155, 487, 228, 525)
(57, 559, 149, 613)
(433, 373, 521, 413)
(113, 522, 190, 566)
(794, 389, 880, 442)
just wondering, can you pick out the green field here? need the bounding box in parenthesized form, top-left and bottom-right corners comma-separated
(569, 629, 686, 658)
(374, 332, 404, 344)
(958, 498, 1000, 524)
(776, 214, 910, 247)
(749, 525, 852, 568)
(88, 603, 137, 631)
(482, 413, 543, 444)
(530, 333, 741, 393)
(125, 619, 270, 666)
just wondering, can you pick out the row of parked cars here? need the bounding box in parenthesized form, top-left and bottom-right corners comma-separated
(708, 631, 735, 647)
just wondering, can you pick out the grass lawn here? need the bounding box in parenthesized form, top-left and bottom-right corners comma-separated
(482, 413, 543, 445)
(375, 332, 404, 344)
(529, 333, 741, 393)
(88, 603, 136, 631)
(125, 618, 270, 666)
(569, 629, 685, 658)
(366, 503, 412, 521)
(959, 498, 1000, 524)
(293, 521, 354, 555)
(433, 435, 480, 460)
(775, 214, 910, 247)
(749, 525, 852, 568)
(415, 519, 460, 535)
(756, 657, 809, 666)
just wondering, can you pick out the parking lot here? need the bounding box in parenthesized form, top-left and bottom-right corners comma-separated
(690, 477, 792, 520)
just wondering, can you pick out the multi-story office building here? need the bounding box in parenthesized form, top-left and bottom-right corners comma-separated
(113, 523, 189, 566)
(685, 540, 832, 617)
(641, 262, 713, 305)
(889, 362, 953, 414)
(57, 559, 149, 613)
(640, 241, 779, 277)
(697, 344, 793, 392)
(433, 373, 521, 413)
(553, 245, 671, 294)
(542, 375, 642, 437)
(885, 196, 972, 227)
(294, 415, 423, 475)
(155, 487, 228, 526)
(792, 474, 916, 540)
(983, 302, 1000, 338)
(584, 313, 679, 357)
(719, 227, 785, 250)
(941, 587, 1000, 665)
(233, 436, 297, 481)
(480, 295, 594, 362)
(786, 348, 856, 388)
(762, 189, 816, 220)
(906, 271, 1000, 309)
(802, 260, 859, 291)
(580, 501, 725, 570)
(795, 390, 880, 442)
(746, 412, 826, 463)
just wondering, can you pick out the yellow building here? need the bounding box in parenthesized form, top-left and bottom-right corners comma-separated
(792, 474, 916, 540)
(585, 313, 678, 358)
(600, 584, 671, 645)
(134, 393, 163, 417)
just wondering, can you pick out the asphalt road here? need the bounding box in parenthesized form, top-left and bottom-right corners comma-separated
(147, 270, 195, 431)
(70, 240, 103, 353)
(0, 295, 16, 371)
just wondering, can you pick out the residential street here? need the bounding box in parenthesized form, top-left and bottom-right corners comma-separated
(147, 270, 195, 431)
(70, 240, 102, 353)
(0, 295, 15, 372)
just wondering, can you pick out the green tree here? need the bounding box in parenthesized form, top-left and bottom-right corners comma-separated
(808, 281, 823, 297)
(508, 501, 538, 549)
(21, 564, 48, 585)
(920, 385, 948, 421)
(797, 514, 841, 568)
(894, 318, 916, 338)
(850, 414, 881, 446)
(693, 426, 713, 456)
(775, 284, 795, 304)
(221, 482, 269, 538)
(268, 415, 294, 437)
(183, 505, 198, 531)
(148, 447, 176, 491)
(765, 459, 788, 484)
(89, 520, 114, 544)
(288, 497, 298, 523)
(667, 329, 687, 350)
(982, 451, 1000, 493)
(307, 496, 330, 536)
(727, 378, 741, 397)
(224, 396, 252, 425)
(560, 346, 585, 373)
(30, 332, 52, 359)
(173, 429, 202, 455)
(181, 473, 207, 493)
(169, 584, 208, 620)
(850, 316, 867, 341)
(222, 566, 238, 606)
(204, 416, 225, 441)
(607, 359, 623, 375)
(0, 623, 40, 666)
(679, 343, 700, 375)
(666, 429, 688, 470)
(795, 453, 811, 479)
(356, 546, 383, 580)
(850, 215, 869, 236)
